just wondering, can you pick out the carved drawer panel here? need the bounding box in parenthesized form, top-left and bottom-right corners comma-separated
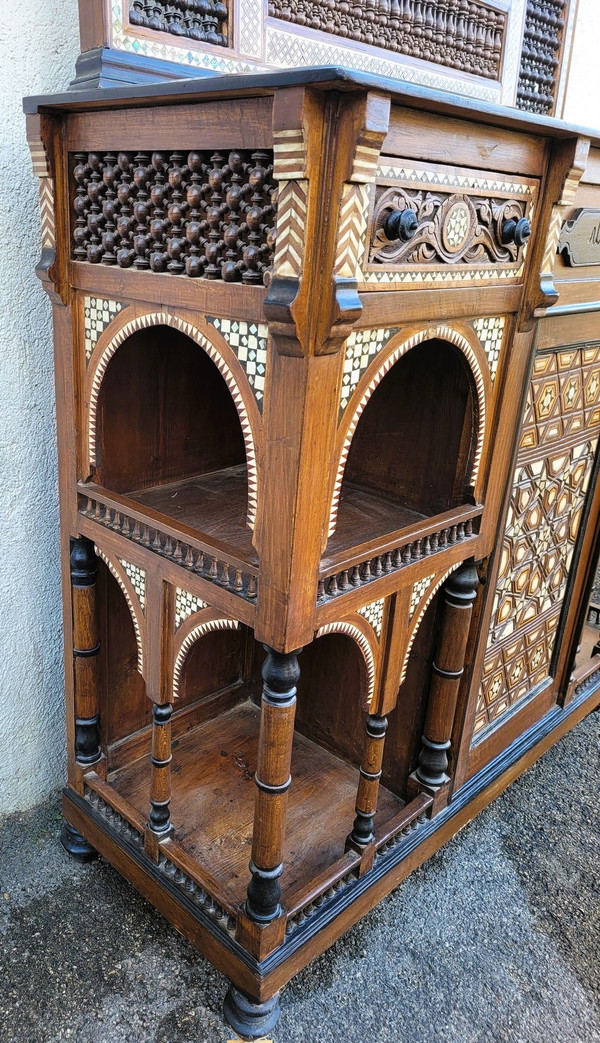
(360, 160, 538, 289)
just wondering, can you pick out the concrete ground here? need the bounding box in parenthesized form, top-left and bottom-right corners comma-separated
(1, 711, 599, 1043)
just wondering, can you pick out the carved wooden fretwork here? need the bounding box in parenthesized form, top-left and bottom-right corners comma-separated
(71, 150, 276, 284)
(267, 0, 506, 81)
(79, 492, 258, 603)
(516, 0, 568, 116)
(129, 0, 228, 45)
(363, 164, 537, 287)
(371, 188, 528, 268)
(474, 344, 600, 738)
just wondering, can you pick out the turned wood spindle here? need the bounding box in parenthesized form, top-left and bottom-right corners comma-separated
(246, 647, 301, 924)
(416, 560, 479, 787)
(347, 714, 388, 850)
(148, 702, 173, 834)
(70, 537, 101, 765)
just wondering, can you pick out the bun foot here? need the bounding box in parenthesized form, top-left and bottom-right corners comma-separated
(223, 985, 280, 1041)
(60, 820, 98, 863)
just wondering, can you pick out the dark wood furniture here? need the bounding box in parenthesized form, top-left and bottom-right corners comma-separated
(25, 68, 600, 1039)
(71, 0, 577, 124)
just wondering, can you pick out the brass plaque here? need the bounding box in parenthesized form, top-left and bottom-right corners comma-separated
(558, 208, 600, 266)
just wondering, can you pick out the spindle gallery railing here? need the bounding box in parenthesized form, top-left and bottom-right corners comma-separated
(78, 489, 259, 603)
(516, 0, 567, 115)
(267, 0, 506, 81)
(128, 0, 228, 45)
(318, 507, 482, 603)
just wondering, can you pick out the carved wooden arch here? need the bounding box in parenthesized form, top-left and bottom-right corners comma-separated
(315, 620, 377, 711)
(95, 547, 145, 676)
(400, 562, 462, 685)
(328, 323, 489, 538)
(86, 310, 260, 528)
(172, 617, 241, 700)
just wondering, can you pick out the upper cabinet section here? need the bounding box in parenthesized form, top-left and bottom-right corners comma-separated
(71, 0, 578, 123)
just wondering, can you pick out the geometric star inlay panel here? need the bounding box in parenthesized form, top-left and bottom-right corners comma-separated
(473, 344, 600, 738)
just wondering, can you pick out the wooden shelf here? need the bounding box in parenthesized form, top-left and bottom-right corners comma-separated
(126, 464, 257, 563)
(108, 700, 403, 908)
(329, 482, 427, 556)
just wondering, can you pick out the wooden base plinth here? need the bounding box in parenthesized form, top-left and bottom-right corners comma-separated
(60, 819, 98, 862)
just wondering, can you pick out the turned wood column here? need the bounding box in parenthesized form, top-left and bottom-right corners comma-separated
(416, 561, 479, 788)
(70, 537, 101, 765)
(246, 647, 300, 924)
(148, 702, 173, 835)
(347, 714, 388, 850)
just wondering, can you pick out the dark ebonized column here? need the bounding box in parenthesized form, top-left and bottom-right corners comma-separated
(148, 702, 173, 835)
(347, 714, 388, 850)
(416, 561, 479, 787)
(246, 647, 300, 924)
(70, 537, 101, 765)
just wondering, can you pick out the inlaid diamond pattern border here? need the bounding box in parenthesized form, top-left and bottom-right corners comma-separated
(118, 558, 146, 611)
(208, 317, 268, 407)
(410, 574, 435, 618)
(175, 588, 209, 630)
(340, 328, 397, 416)
(84, 296, 124, 362)
(358, 598, 385, 639)
(472, 317, 506, 384)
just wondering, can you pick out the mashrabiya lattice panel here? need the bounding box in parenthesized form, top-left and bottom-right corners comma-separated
(84, 296, 124, 362)
(473, 344, 600, 737)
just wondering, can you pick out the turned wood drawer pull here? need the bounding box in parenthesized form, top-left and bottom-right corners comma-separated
(384, 208, 419, 242)
(501, 216, 531, 247)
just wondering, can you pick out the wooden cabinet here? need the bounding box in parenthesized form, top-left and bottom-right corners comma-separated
(25, 68, 600, 1039)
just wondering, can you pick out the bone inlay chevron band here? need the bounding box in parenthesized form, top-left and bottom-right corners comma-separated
(173, 619, 241, 699)
(330, 325, 487, 537)
(400, 564, 461, 684)
(95, 548, 144, 674)
(316, 621, 376, 710)
(88, 312, 259, 528)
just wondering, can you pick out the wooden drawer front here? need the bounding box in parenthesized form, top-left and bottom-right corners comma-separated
(361, 160, 538, 291)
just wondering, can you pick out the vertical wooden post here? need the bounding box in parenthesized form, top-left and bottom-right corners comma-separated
(415, 561, 479, 789)
(246, 647, 300, 924)
(148, 702, 173, 836)
(346, 714, 388, 851)
(70, 537, 101, 765)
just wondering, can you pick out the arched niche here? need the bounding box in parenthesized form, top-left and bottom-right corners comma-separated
(98, 562, 149, 748)
(342, 337, 477, 520)
(175, 623, 251, 710)
(95, 324, 247, 499)
(294, 632, 369, 768)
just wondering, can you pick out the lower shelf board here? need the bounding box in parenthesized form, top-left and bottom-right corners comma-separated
(108, 700, 403, 909)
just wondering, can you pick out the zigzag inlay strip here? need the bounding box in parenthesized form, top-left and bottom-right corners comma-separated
(173, 618, 241, 698)
(88, 312, 259, 529)
(273, 180, 308, 279)
(316, 621, 376, 710)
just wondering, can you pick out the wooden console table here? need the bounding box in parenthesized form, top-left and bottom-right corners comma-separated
(25, 68, 600, 1039)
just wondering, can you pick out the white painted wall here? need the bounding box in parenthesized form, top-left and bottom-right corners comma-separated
(0, 2, 598, 817)
(0, 0, 80, 815)
(562, 0, 600, 131)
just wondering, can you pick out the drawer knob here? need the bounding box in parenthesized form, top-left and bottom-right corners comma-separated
(501, 216, 531, 247)
(384, 208, 418, 242)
